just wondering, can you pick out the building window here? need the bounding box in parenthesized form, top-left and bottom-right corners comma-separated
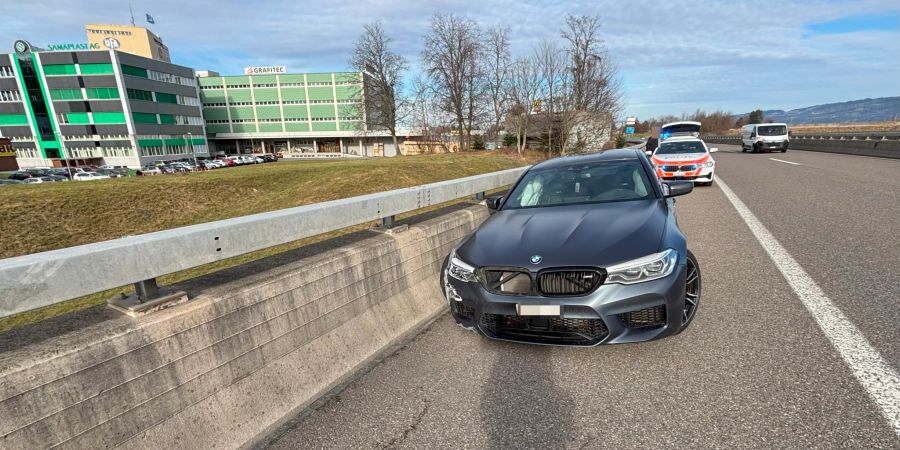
(122, 64, 149, 78)
(0, 66, 14, 77)
(79, 63, 114, 75)
(127, 88, 153, 101)
(50, 88, 83, 100)
(42, 64, 77, 75)
(85, 87, 120, 100)
(132, 112, 158, 124)
(155, 92, 178, 104)
(159, 114, 175, 124)
(0, 90, 21, 102)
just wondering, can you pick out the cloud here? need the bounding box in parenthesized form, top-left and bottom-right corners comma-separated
(2, 0, 898, 118)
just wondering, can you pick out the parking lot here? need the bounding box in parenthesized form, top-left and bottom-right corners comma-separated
(0, 154, 280, 184)
(263, 146, 900, 448)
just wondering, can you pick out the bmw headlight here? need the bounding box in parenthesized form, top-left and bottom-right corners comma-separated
(448, 252, 478, 283)
(605, 249, 678, 284)
(702, 160, 715, 168)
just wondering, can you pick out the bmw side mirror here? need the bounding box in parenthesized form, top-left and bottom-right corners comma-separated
(664, 181, 693, 197)
(486, 195, 504, 210)
(709, 147, 718, 153)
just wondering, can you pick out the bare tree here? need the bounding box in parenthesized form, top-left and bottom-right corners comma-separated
(421, 14, 483, 151)
(506, 57, 542, 155)
(484, 26, 511, 149)
(556, 15, 623, 153)
(350, 21, 408, 154)
(535, 39, 564, 156)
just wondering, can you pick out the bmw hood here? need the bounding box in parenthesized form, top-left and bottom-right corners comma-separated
(456, 200, 668, 270)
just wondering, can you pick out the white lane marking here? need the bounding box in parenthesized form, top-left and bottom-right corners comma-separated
(769, 158, 800, 165)
(717, 177, 900, 439)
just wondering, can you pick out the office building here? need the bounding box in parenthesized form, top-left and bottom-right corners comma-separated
(0, 39, 206, 168)
(199, 69, 407, 157)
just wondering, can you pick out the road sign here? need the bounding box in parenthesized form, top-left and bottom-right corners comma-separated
(626, 127, 635, 135)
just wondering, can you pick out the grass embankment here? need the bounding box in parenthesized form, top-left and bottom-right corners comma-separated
(0, 151, 538, 331)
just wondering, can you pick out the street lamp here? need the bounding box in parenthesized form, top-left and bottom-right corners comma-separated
(54, 130, 71, 175)
(186, 131, 196, 167)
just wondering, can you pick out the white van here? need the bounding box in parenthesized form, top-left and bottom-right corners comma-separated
(741, 123, 789, 153)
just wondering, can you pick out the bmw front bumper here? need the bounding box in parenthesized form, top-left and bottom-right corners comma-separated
(444, 264, 687, 346)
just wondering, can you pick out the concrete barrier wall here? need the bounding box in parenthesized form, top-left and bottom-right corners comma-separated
(0, 205, 488, 449)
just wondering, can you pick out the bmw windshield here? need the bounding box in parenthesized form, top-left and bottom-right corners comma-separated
(503, 159, 656, 209)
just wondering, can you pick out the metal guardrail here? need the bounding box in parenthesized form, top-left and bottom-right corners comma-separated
(0, 167, 528, 319)
(702, 132, 900, 142)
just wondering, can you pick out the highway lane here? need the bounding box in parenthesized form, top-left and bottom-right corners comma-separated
(712, 144, 900, 371)
(262, 148, 900, 449)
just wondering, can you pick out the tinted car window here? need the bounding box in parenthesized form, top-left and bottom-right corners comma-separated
(656, 141, 707, 154)
(504, 160, 655, 209)
(758, 125, 787, 136)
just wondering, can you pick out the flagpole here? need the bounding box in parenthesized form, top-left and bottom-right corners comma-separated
(129, 1, 135, 26)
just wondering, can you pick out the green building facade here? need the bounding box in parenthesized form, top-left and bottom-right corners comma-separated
(0, 40, 207, 168)
(198, 70, 400, 157)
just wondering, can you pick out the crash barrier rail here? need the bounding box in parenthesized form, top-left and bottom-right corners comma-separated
(701, 133, 900, 159)
(0, 167, 528, 319)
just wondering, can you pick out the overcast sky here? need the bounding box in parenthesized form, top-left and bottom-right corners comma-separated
(4, 0, 899, 119)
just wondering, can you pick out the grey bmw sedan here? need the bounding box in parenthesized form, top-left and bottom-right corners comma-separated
(442, 148, 701, 346)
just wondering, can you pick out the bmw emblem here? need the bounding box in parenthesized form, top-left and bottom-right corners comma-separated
(530, 255, 542, 264)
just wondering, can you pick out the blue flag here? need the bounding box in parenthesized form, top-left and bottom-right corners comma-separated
(146, 13, 155, 24)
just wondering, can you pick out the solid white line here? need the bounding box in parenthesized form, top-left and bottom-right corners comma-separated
(769, 158, 800, 165)
(717, 177, 900, 439)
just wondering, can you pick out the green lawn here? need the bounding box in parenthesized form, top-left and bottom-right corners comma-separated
(0, 152, 536, 332)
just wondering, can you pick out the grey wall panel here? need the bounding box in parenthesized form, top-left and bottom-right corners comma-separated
(58, 125, 94, 135)
(87, 101, 124, 112)
(4, 127, 34, 138)
(11, 141, 37, 149)
(100, 140, 132, 148)
(72, 51, 112, 64)
(0, 78, 19, 90)
(45, 77, 83, 89)
(157, 124, 205, 135)
(94, 125, 129, 135)
(81, 76, 118, 88)
(0, 103, 26, 114)
(38, 53, 75, 65)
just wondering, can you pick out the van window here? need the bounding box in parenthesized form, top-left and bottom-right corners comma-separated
(758, 125, 787, 136)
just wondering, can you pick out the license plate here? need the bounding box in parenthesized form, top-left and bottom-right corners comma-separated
(673, 171, 685, 176)
(517, 304, 560, 316)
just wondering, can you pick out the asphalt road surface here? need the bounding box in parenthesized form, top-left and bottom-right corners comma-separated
(263, 146, 900, 449)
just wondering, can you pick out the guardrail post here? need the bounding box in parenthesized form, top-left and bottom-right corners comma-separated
(474, 192, 485, 200)
(381, 215, 396, 229)
(134, 278, 159, 303)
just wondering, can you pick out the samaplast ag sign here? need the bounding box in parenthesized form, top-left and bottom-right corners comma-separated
(47, 43, 100, 51)
(244, 66, 286, 75)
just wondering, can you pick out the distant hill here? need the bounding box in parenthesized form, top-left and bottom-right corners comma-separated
(735, 97, 900, 124)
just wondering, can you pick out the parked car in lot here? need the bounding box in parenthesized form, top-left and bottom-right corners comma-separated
(140, 166, 162, 175)
(96, 168, 127, 178)
(443, 149, 700, 346)
(73, 172, 110, 181)
(23, 176, 57, 184)
(8, 171, 34, 181)
(648, 136, 718, 186)
(261, 154, 277, 163)
(0, 179, 24, 185)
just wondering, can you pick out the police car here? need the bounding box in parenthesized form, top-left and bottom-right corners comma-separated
(649, 136, 718, 186)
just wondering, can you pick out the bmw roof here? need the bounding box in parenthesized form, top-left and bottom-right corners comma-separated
(530, 149, 642, 170)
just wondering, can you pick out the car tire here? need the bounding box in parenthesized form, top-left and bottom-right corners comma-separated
(741, 145, 747, 153)
(781, 148, 788, 153)
(675, 249, 701, 334)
